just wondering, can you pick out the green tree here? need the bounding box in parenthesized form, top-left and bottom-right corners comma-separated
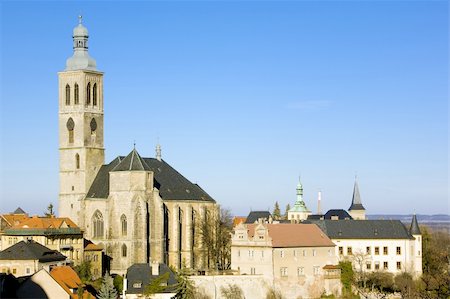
(113, 275, 123, 294)
(44, 203, 55, 217)
(394, 272, 416, 299)
(220, 284, 244, 299)
(144, 272, 169, 296)
(173, 268, 194, 299)
(74, 260, 92, 283)
(284, 204, 291, 220)
(339, 260, 354, 294)
(97, 272, 118, 299)
(273, 201, 281, 220)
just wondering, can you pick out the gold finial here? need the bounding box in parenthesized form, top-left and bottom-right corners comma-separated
(78, 15, 83, 24)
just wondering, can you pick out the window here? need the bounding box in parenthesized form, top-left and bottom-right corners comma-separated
(397, 262, 401, 270)
(280, 267, 288, 277)
(366, 262, 371, 270)
(375, 262, 380, 270)
(86, 82, 91, 105)
(93, 255, 98, 262)
(280, 250, 284, 258)
(294, 250, 297, 257)
(375, 247, 379, 255)
(74, 83, 79, 104)
(26, 268, 30, 274)
(338, 247, 343, 255)
(366, 246, 371, 255)
(133, 282, 142, 288)
(248, 250, 254, 258)
(121, 214, 127, 236)
(312, 249, 316, 256)
(347, 247, 352, 255)
(12, 268, 16, 274)
(92, 210, 104, 238)
(65, 84, 71, 105)
(237, 250, 240, 257)
(383, 246, 388, 255)
(122, 244, 127, 257)
(313, 266, 320, 275)
(93, 83, 97, 106)
(297, 267, 304, 276)
(302, 249, 307, 257)
(396, 246, 401, 255)
(75, 154, 80, 169)
(251, 267, 256, 275)
(383, 262, 388, 270)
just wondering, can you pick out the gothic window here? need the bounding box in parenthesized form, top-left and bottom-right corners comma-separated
(74, 83, 79, 104)
(75, 154, 80, 169)
(86, 82, 91, 105)
(66, 118, 75, 144)
(178, 207, 183, 269)
(92, 210, 104, 238)
(65, 84, 70, 105)
(122, 244, 127, 257)
(121, 214, 127, 236)
(90, 118, 97, 133)
(93, 83, 97, 106)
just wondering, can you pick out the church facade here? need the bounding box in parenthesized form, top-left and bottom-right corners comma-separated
(58, 18, 217, 274)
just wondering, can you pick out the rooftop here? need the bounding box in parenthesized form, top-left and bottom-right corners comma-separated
(0, 240, 67, 262)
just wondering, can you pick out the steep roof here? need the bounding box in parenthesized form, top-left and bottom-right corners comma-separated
(1, 214, 29, 228)
(409, 214, 421, 235)
(245, 211, 271, 224)
(10, 216, 79, 230)
(126, 263, 177, 294)
(246, 223, 335, 248)
(349, 180, 365, 211)
(50, 266, 86, 298)
(112, 148, 151, 172)
(307, 220, 414, 240)
(0, 240, 67, 262)
(13, 207, 27, 214)
(87, 155, 215, 202)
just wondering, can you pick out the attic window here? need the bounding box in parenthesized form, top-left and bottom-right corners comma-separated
(133, 282, 142, 288)
(186, 189, 190, 193)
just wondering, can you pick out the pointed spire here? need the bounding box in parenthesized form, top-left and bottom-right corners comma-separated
(289, 177, 310, 213)
(156, 143, 162, 161)
(409, 214, 421, 235)
(112, 147, 150, 171)
(349, 178, 365, 211)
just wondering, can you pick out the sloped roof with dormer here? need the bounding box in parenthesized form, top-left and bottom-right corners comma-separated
(87, 150, 215, 202)
(126, 263, 177, 294)
(306, 220, 414, 240)
(0, 240, 67, 262)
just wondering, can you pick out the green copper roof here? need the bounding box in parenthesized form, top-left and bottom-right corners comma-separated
(289, 178, 310, 213)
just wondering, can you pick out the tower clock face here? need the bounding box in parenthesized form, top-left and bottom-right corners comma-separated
(90, 118, 97, 131)
(67, 118, 75, 130)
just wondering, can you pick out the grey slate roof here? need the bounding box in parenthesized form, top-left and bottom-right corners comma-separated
(306, 220, 414, 240)
(349, 181, 365, 211)
(126, 263, 177, 294)
(112, 149, 151, 172)
(0, 240, 67, 262)
(13, 207, 26, 214)
(87, 150, 215, 202)
(308, 209, 353, 220)
(409, 214, 421, 235)
(245, 211, 272, 224)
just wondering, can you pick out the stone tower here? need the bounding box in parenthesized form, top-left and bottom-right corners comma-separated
(348, 179, 366, 220)
(58, 16, 105, 226)
(288, 178, 312, 222)
(409, 214, 423, 277)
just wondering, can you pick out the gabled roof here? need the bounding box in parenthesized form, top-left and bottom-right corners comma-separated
(245, 211, 271, 224)
(307, 209, 353, 220)
(87, 155, 215, 202)
(245, 223, 335, 248)
(112, 148, 151, 172)
(306, 220, 414, 240)
(0, 240, 67, 262)
(10, 216, 79, 230)
(1, 214, 29, 228)
(13, 207, 27, 214)
(50, 266, 94, 298)
(409, 214, 421, 235)
(349, 180, 365, 211)
(126, 263, 177, 294)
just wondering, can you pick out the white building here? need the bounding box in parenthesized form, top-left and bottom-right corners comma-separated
(308, 215, 422, 278)
(231, 222, 341, 298)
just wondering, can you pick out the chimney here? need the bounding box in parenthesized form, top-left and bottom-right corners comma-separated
(317, 191, 322, 215)
(151, 261, 159, 276)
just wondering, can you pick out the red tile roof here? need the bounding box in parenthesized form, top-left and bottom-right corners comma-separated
(246, 223, 335, 248)
(50, 266, 95, 299)
(10, 216, 79, 229)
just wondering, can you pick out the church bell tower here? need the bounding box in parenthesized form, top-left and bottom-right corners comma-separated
(58, 16, 105, 226)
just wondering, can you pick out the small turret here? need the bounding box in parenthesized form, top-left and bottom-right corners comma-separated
(348, 178, 366, 220)
(287, 177, 311, 223)
(409, 214, 421, 235)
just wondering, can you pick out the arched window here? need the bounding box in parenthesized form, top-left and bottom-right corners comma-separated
(121, 214, 127, 236)
(122, 244, 127, 257)
(86, 82, 91, 105)
(75, 154, 80, 169)
(74, 83, 79, 104)
(66, 118, 74, 144)
(92, 210, 104, 238)
(93, 83, 97, 106)
(65, 84, 71, 105)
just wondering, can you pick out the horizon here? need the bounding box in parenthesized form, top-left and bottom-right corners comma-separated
(0, 1, 448, 216)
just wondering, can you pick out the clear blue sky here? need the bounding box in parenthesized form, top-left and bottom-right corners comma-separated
(0, 1, 448, 216)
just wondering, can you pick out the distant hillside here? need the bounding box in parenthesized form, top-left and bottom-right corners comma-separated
(368, 214, 450, 233)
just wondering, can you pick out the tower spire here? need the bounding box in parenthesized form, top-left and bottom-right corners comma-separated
(409, 214, 421, 235)
(66, 16, 97, 71)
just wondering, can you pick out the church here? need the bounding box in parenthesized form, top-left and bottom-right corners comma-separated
(58, 18, 217, 274)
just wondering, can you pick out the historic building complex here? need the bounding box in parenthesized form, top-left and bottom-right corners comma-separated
(58, 18, 217, 274)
